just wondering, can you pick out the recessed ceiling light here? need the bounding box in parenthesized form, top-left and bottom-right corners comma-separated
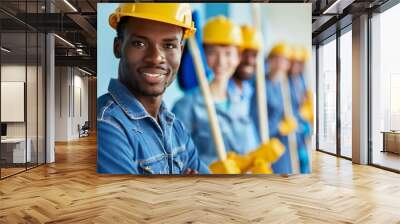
(77, 67, 92, 76)
(63, 0, 78, 12)
(54, 34, 75, 48)
(1, 47, 11, 53)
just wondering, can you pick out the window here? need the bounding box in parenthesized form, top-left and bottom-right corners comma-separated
(318, 37, 337, 154)
(0, 0, 47, 179)
(339, 29, 352, 158)
(370, 3, 400, 171)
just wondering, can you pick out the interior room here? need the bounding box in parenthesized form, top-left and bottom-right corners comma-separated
(0, 0, 399, 223)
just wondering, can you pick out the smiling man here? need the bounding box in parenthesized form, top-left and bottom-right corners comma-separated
(97, 3, 209, 174)
(231, 25, 262, 114)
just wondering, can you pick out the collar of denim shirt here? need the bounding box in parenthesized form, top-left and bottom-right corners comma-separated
(188, 80, 251, 119)
(227, 78, 254, 103)
(191, 79, 250, 106)
(108, 78, 175, 124)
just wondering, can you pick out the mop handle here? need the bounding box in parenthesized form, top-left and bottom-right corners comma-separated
(188, 37, 227, 161)
(252, 4, 269, 142)
(256, 52, 269, 142)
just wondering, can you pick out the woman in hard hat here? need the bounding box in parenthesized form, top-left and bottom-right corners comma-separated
(288, 46, 312, 173)
(230, 25, 262, 115)
(97, 3, 209, 174)
(250, 43, 295, 174)
(173, 16, 258, 165)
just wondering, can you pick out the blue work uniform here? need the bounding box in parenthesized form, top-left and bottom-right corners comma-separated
(250, 77, 293, 174)
(228, 79, 254, 116)
(289, 74, 311, 173)
(97, 79, 209, 174)
(172, 79, 259, 165)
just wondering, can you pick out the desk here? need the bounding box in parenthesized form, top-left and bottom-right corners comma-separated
(381, 131, 400, 154)
(1, 138, 31, 163)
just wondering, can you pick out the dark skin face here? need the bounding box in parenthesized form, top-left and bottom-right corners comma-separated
(114, 18, 184, 118)
(233, 49, 258, 83)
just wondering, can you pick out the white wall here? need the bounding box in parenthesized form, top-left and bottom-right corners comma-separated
(55, 67, 89, 141)
(262, 4, 311, 51)
(1, 64, 46, 163)
(72, 73, 89, 138)
(229, 3, 252, 25)
(55, 66, 68, 141)
(1, 65, 38, 138)
(262, 3, 312, 84)
(1, 64, 26, 81)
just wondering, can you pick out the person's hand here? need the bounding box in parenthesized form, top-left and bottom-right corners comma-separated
(250, 138, 285, 163)
(278, 116, 297, 136)
(184, 168, 199, 174)
(209, 159, 241, 174)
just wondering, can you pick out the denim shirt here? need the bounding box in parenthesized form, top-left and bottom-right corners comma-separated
(172, 79, 259, 165)
(250, 77, 292, 173)
(228, 79, 254, 116)
(250, 76, 310, 174)
(97, 79, 209, 174)
(288, 74, 312, 137)
(288, 74, 311, 173)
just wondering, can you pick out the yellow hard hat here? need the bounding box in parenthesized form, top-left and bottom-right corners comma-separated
(301, 46, 311, 61)
(241, 25, 262, 51)
(109, 3, 196, 39)
(290, 46, 303, 61)
(290, 45, 310, 62)
(203, 16, 243, 46)
(268, 42, 292, 59)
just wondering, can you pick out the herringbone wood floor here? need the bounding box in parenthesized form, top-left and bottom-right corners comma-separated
(0, 134, 399, 224)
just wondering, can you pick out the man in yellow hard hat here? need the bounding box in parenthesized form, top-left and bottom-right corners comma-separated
(231, 25, 262, 114)
(173, 16, 258, 166)
(97, 3, 209, 174)
(250, 42, 296, 173)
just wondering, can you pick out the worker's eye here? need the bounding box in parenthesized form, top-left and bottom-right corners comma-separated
(164, 43, 177, 49)
(131, 41, 145, 48)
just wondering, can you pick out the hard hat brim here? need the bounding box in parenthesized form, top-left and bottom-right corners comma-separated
(109, 12, 196, 39)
